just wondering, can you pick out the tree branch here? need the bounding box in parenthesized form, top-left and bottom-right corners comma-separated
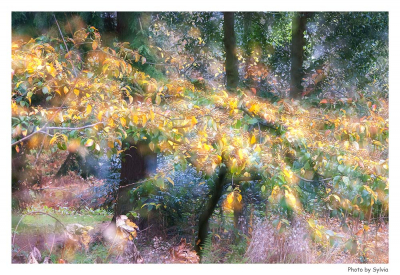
(11, 122, 104, 147)
(53, 14, 77, 77)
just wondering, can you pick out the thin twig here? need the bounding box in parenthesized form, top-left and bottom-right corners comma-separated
(53, 14, 77, 77)
(45, 122, 105, 131)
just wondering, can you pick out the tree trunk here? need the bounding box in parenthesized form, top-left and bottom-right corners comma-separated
(195, 165, 227, 258)
(117, 12, 133, 42)
(223, 12, 239, 92)
(290, 12, 310, 99)
(113, 140, 157, 220)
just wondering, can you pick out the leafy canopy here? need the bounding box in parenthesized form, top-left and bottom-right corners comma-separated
(12, 27, 388, 222)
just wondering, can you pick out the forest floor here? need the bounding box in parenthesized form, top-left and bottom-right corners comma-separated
(11, 166, 389, 264)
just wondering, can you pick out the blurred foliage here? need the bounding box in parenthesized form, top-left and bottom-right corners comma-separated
(11, 12, 388, 263)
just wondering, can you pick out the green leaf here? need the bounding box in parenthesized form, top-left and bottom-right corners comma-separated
(248, 118, 258, 124)
(234, 119, 242, 129)
(155, 94, 161, 105)
(333, 176, 341, 184)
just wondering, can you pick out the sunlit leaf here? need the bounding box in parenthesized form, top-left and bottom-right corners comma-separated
(85, 139, 94, 147)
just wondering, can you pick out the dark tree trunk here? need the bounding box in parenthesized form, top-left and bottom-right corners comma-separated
(113, 140, 157, 220)
(12, 147, 27, 192)
(290, 12, 311, 99)
(117, 12, 132, 42)
(195, 165, 227, 258)
(223, 12, 239, 92)
(103, 12, 116, 33)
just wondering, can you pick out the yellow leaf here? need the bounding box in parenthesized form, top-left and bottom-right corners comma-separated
(85, 104, 92, 116)
(251, 135, 256, 144)
(132, 115, 139, 124)
(285, 190, 297, 209)
(149, 142, 155, 151)
(74, 89, 80, 96)
(92, 41, 98, 50)
(238, 149, 244, 160)
(227, 192, 234, 204)
(64, 87, 69, 94)
(192, 116, 198, 125)
(142, 115, 147, 126)
(332, 194, 341, 202)
(97, 111, 103, 121)
(120, 117, 127, 127)
(373, 140, 383, 147)
(237, 193, 242, 203)
(46, 64, 56, 77)
(85, 139, 94, 147)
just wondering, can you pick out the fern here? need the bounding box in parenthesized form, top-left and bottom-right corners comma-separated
(200, 235, 215, 263)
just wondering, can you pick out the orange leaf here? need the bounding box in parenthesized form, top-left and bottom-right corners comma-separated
(320, 99, 328, 104)
(250, 88, 257, 95)
(355, 229, 364, 236)
(276, 221, 282, 231)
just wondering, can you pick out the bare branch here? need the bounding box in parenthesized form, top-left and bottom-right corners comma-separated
(11, 122, 104, 147)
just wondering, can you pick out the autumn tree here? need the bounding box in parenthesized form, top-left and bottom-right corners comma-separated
(12, 22, 388, 261)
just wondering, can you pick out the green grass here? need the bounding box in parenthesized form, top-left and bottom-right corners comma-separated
(71, 243, 110, 264)
(12, 213, 112, 235)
